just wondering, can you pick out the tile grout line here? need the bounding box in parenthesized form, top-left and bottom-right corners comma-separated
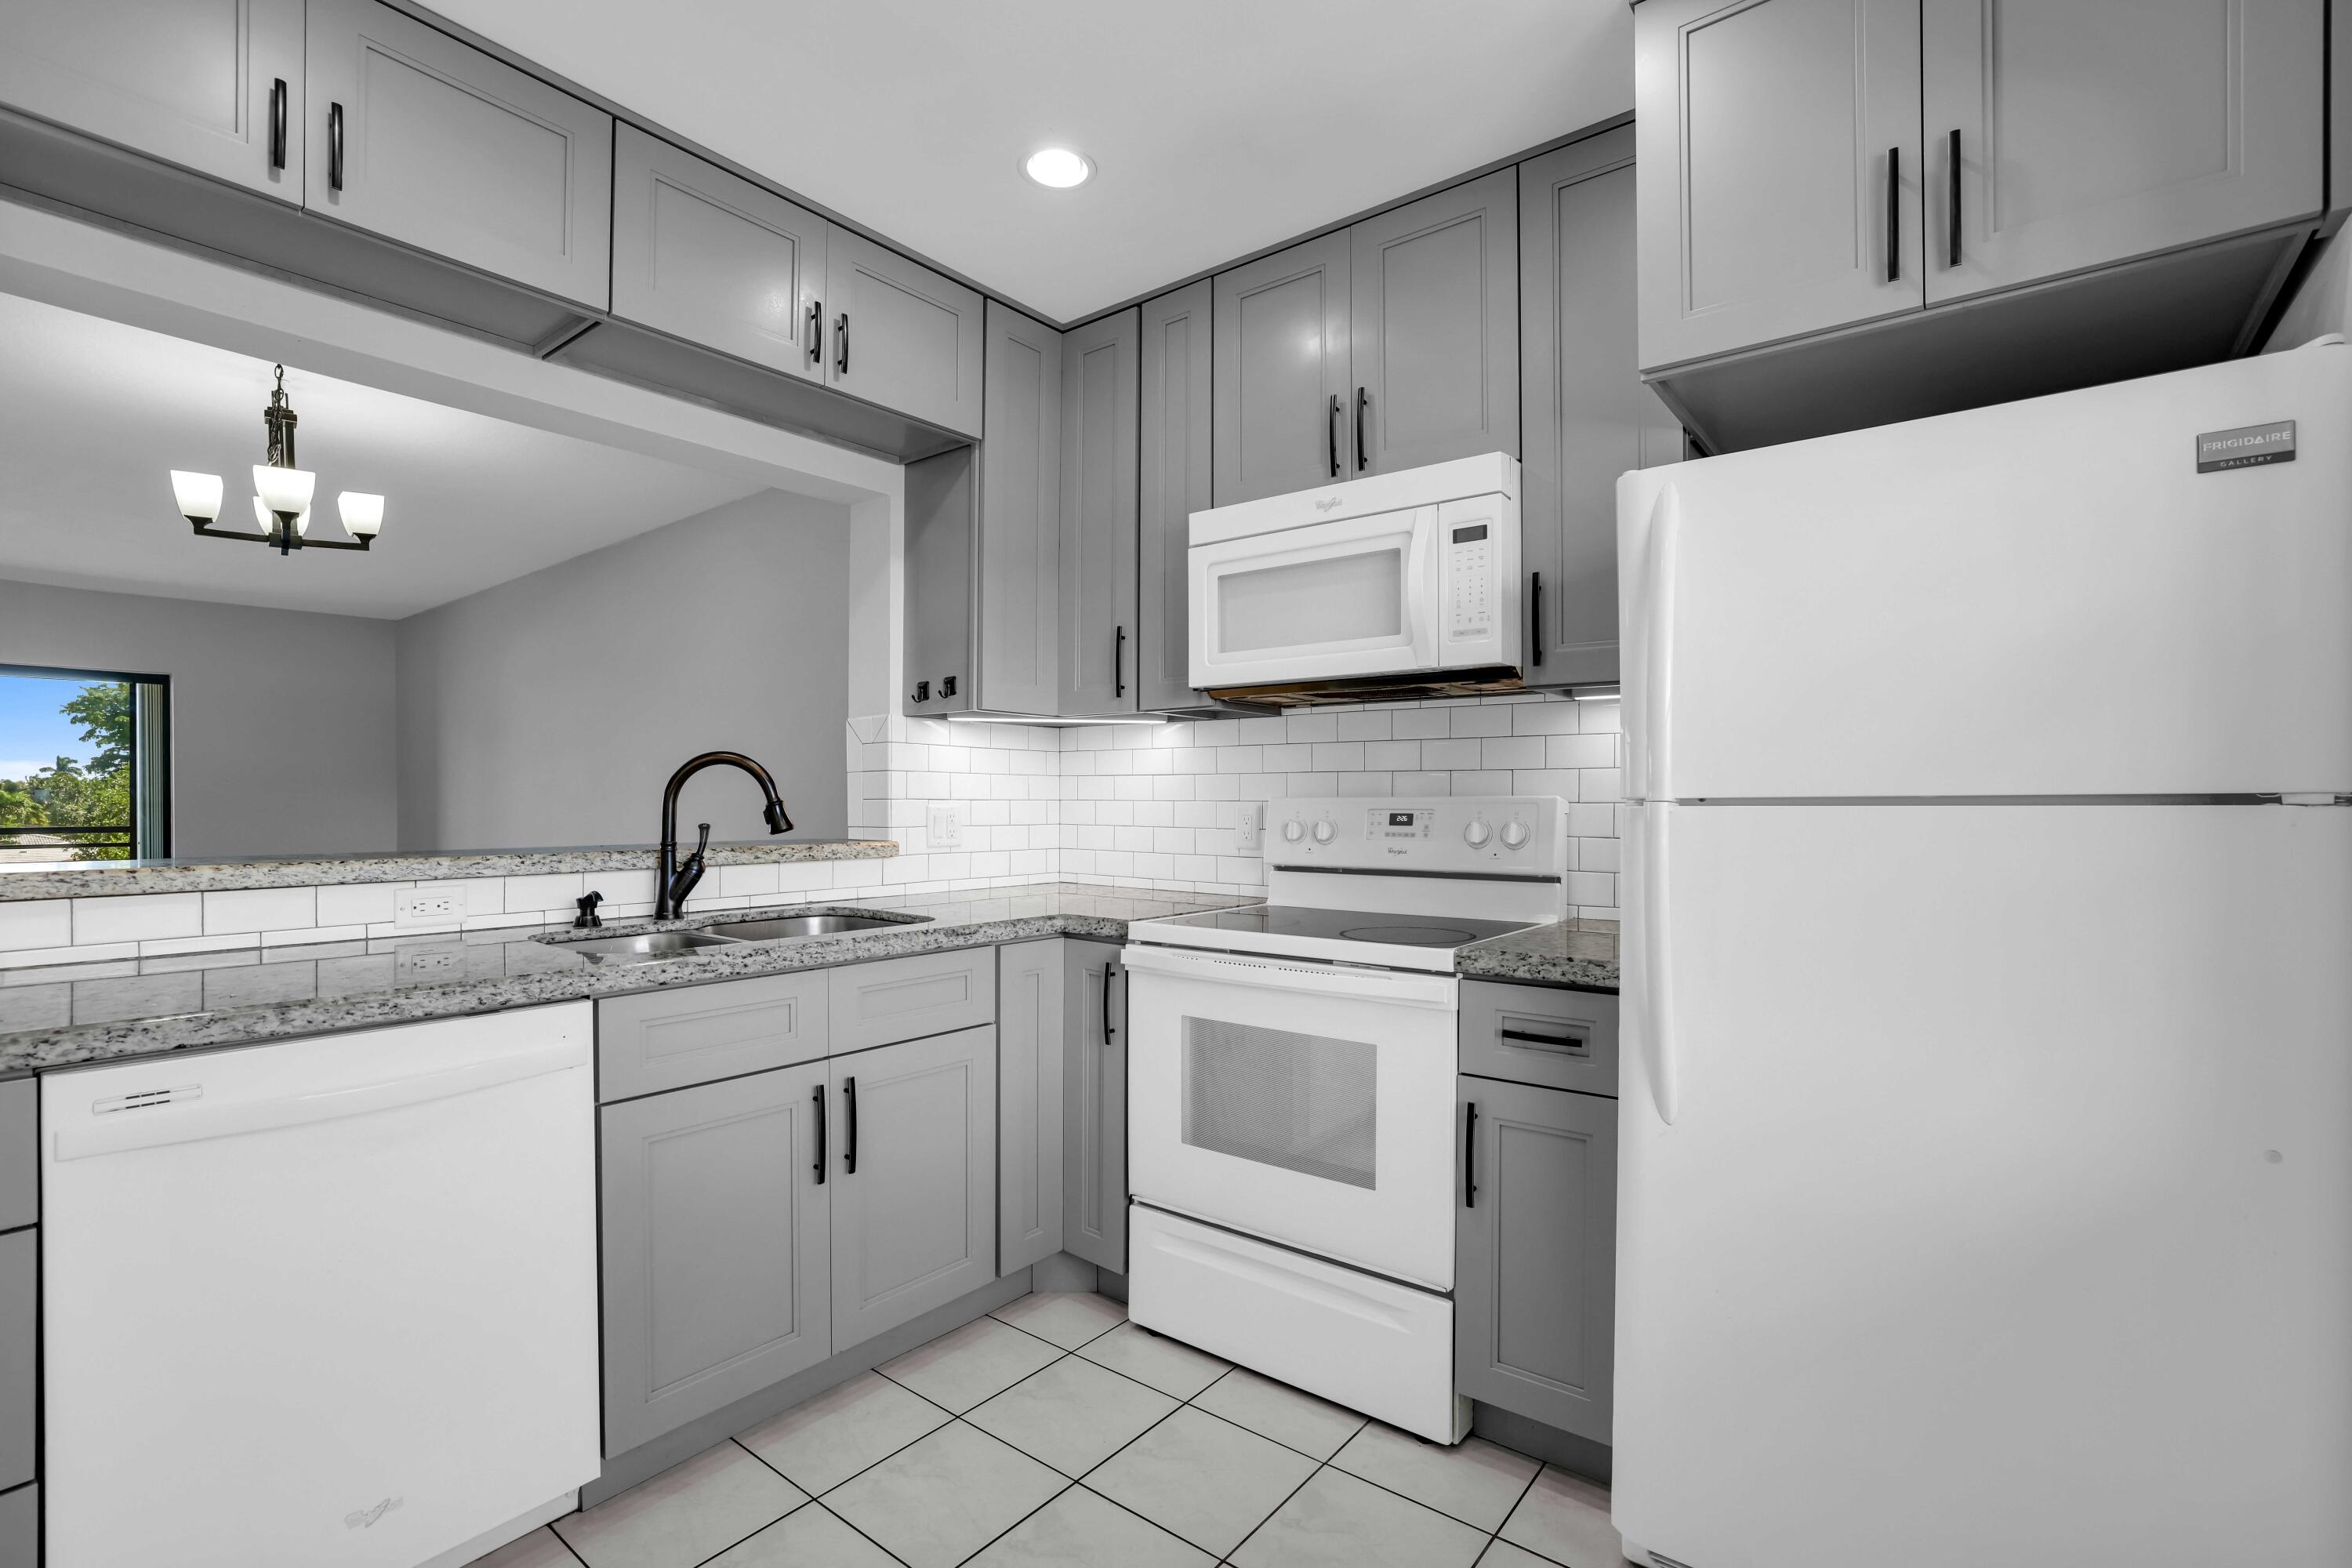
(715, 1434, 916, 1568)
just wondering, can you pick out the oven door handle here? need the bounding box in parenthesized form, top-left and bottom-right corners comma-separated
(1119, 942, 1457, 1007)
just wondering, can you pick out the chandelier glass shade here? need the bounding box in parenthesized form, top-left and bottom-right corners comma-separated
(169, 365, 384, 556)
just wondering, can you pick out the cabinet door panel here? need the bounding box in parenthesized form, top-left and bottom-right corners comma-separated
(828, 948, 997, 1054)
(1454, 1077, 1616, 1442)
(1137, 281, 1214, 712)
(978, 303, 1063, 716)
(1062, 942, 1127, 1272)
(1924, 0, 2323, 304)
(1350, 169, 1519, 474)
(828, 230, 986, 437)
(1060, 309, 1142, 717)
(612, 125, 826, 378)
(0, 0, 303, 200)
(601, 1063, 831, 1454)
(305, 0, 612, 307)
(1214, 231, 1353, 503)
(1637, 0, 1923, 369)
(831, 1027, 998, 1347)
(998, 941, 1066, 1272)
(1521, 132, 1685, 688)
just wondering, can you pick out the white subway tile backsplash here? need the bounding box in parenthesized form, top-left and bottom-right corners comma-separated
(1392, 709, 1452, 739)
(315, 883, 402, 927)
(1422, 738, 1480, 769)
(505, 872, 587, 912)
(0, 900, 70, 953)
(1481, 736, 1546, 770)
(74, 892, 202, 946)
(1449, 706, 1515, 738)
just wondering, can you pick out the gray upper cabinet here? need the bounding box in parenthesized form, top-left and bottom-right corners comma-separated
(829, 1026, 999, 1345)
(997, 941, 1067, 1274)
(611, 125, 828, 378)
(1521, 129, 1684, 688)
(1059, 309, 1142, 717)
(1635, 0, 1924, 371)
(305, 0, 612, 307)
(975, 303, 1064, 716)
(1348, 169, 1520, 474)
(1137, 281, 1214, 713)
(1922, 0, 2324, 306)
(600, 1062, 833, 1455)
(903, 447, 978, 716)
(827, 229, 986, 438)
(1214, 230, 1354, 503)
(0, 0, 303, 201)
(1455, 1075, 1617, 1444)
(1062, 942, 1127, 1273)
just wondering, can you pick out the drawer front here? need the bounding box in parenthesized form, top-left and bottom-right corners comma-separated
(597, 971, 830, 1102)
(0, 1082, 33, 1232)
(827, 949, 996, 1054)
(1460, 982, 1619, 1097)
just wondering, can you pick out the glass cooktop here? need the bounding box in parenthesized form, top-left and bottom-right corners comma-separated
(1146, 904, 1534, 950)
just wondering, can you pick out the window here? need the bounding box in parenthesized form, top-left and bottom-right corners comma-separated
(0, 666, 169, 862)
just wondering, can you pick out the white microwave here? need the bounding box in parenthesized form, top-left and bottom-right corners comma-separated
(1187, 452, 1522, 695)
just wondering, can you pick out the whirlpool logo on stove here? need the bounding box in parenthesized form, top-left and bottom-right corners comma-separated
(344, 1495, 404, 1530)
(2195, 419, 2296, 473)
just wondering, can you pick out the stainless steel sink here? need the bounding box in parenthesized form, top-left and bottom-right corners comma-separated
(564, 930, 741, 964)
(706, 913, 927, 942)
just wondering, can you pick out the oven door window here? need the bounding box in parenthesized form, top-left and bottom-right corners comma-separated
(1181, 1016, 1376, 1189)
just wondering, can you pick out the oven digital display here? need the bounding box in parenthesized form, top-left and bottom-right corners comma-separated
(1386, 811, 1415, 826)
(1372, 809, 1431, 839)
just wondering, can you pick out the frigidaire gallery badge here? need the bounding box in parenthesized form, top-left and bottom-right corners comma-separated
(2196, 420, 2296, 473)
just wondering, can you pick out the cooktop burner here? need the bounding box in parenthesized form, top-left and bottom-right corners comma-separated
(1146, 905, 1532, 949)
(1335, 924, 1483, 946)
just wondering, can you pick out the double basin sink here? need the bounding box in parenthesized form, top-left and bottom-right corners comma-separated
(564, 911, 925, 965)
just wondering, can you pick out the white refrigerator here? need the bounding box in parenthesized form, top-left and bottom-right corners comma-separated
(1613, 341, 2352, 1568)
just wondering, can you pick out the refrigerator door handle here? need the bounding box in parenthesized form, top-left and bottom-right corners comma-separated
(1628, 804, 1679, 1126)
(1628, 483, 1680, 803)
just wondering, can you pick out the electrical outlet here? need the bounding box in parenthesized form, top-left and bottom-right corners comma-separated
(401, 947, 459, 978)
(395, 889, 462, 926)
(1235, 802, 1264, 852)
(927, 804, 964, 851)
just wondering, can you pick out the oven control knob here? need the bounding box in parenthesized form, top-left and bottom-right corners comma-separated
(1464, 820, 1492, 848)
(1282, 818, 1305, 844)
(1500, 820, 1530, 849)
(1312, 819, 1336, 844)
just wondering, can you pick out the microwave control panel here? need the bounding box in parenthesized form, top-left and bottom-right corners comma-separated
(1446, 521, 1493, 639)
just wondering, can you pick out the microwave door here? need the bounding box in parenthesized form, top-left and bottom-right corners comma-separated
(1189, 506, 1439, 688)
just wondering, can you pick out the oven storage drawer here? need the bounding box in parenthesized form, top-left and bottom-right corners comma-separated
(1129, 1203, 1465, 1443)
(1460, 981, 1618, 1098)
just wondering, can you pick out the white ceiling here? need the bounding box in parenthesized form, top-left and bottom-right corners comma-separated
(0, 293, 768, 619)
(427, 0, 1634, 324)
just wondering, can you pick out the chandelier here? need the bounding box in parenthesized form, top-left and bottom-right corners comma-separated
(167, 365, 384, 556)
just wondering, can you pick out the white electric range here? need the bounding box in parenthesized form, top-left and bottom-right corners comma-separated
(1121, 795, 1568, 1443)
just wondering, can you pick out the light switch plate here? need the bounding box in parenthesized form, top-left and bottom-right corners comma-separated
(927, 804, 964, 851)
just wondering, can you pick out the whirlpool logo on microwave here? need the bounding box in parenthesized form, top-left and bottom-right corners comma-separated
(344, 1495, 404, 1530)
(2196, 419, 2296, 473)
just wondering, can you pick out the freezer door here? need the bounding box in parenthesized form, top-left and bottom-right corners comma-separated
(1619, 345, 2352, 800)
(1613, 802, 2352, 1568)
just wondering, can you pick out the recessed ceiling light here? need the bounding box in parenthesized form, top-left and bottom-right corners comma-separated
(1023, 147, 1093, 189)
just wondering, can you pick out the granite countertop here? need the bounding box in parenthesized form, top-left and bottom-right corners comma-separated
(0, 883, 1251, 1074)
(1457, 919, 1621, 991)
(0, 839, 898, 902)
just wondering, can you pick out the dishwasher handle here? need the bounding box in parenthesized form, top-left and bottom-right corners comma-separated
(53, 1042, 586, 1162)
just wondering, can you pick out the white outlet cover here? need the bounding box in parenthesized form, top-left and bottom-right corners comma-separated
(927, 804, 963, 850)
(1236, 803, 1263, 850)
(395, 888, 463, 927)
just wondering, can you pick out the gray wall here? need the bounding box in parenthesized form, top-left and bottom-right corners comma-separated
(395, 488, 851, 851)
(0, 579, 399, 857)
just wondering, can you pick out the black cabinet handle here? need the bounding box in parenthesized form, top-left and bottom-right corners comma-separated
(807, 299, 822, 365)
(1500, 1027, 1585, 1051)
(270, 78, 288, 172)
(1327, 394, 1341, 478)
(1947, 128, 1962, 267)
(1113, 626, 1125, 699)
(1463, 1102, 1479, 1207)
(812, 1083, 827, 1184)
(836, 312, 849, 376)
(1354, 387, 1369, 471)
(1885, 145, 1899, 281)
(842, 1075, 857, 1174)
(1102, 966, 1116, 1046)
(328, 102, 343, 191)
(1529, 571, 1544, 668)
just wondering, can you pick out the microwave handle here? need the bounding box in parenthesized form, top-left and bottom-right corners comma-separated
(1409, 506, 1439, 662)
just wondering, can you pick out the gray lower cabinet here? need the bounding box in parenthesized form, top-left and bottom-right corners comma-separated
(1520, 128, 1684, 688)
(1058, 308, 1142, 717)
(0, 0, 303, 200)
(970, 302, 1064, 717)
(1455, 1073, 1617, 1444)
(304, 0, 613, 308)
(1062, 941, 1127, 1272)
(827, 949, 996, 1054)
(1922, 0, 2322, 305)
(997, 941, 1066, 1272)
(0, 1230, 31, 1494)
(1136, 279, 1214, 712)
(1213, 230, 1353, 503)
(830, 1027, 1000, 1345)
(828, 229, 986, 438)
(0, 1483, 28, 1568)
(1348, 168, 1519, 474)
(596, 969, 829, 1102)
(599, 1062, 832, 1456)
(0, 1083, 34, 1235)
(610, 124, 828, 379)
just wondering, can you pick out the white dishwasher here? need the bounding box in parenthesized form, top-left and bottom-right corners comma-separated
(42, 1002, 601, 1568)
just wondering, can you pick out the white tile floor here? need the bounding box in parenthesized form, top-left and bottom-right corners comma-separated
(473, 1292, 1629, 1568)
